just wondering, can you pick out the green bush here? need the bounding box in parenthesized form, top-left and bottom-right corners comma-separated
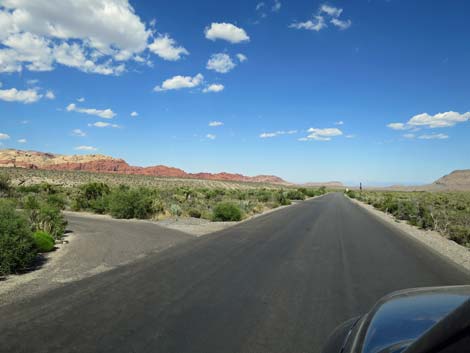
(170, 204, 182, 217)
(276, 192, 291, 206)
(188, 208, 202, 218)
(72, 182, 110, 212)
(0, 174, 12, 197)
(23, 196, 67, 239)
(286, 190, 305, 200)
(32, 231, 55, 252)
(212, 202, 243, 221)
(0, 200, 37, 276)
(107, 187, 155, 219)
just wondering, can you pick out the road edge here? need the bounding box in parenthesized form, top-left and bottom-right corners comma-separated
(347, 196, 470, 274)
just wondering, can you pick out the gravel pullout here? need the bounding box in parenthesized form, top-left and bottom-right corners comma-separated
(349, 197, 470, 273)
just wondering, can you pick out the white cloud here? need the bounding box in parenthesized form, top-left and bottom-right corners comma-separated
(236, 53, 248, 62)
(331, 18, 352, 30)
(301, 127, 343, 141)
(203, 84, 225, 93)
(204, 23, 250, 43)
(256, 2, 265, 11)
(206, 53, 236, 73)
(418, 133, 449, 140)
(334, 120, 344, 125)
(148, 34, 189, 61)
(260, 130, 298, 138)
(0, 85, 42, 103)
(130, 111, 138, 117)
(387, 122, 408, 130)
(290, 16, 326, 31)
(88, 121, 119, 128)
(45, 90, 55, 99)
(0, 0, 150, 74)
(209, 121, 223, 127)
(206, 134, 216, 140)
(0, 133, 10, 140)
(66, 103, 116, 119)
(154, 73, 204, 91)
(290, 4, 351, 32)
(388, 111, 470, 130)
(17, 138, 27, 143)
(77, 97, 85, 102)
(75, 145, 97, 151)
(403, 133, 415, 139)
(320, 4, 343, 17)
(72, 129, 86, 137)
(272, 0, 281, 12)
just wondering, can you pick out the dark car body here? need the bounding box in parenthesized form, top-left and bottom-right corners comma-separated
(322, 285, 470, 353)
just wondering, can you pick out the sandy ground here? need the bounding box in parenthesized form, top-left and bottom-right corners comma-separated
(0, 199, 308, 306)
(350, 198, 470, 273)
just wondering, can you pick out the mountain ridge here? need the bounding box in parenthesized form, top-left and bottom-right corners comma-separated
(0, 149, 289, 184)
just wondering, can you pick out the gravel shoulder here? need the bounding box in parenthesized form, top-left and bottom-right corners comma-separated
(349, 197, 470, 273)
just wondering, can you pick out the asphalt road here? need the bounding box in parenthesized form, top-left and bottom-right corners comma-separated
(1, 193, 469, 353)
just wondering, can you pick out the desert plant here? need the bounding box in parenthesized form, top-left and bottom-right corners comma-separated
(170, 204, 182, 217)
(0, 200, 37, 276)
(188, 208, 202, 218)
(32, 231, 55, 253)
(107, 187, 155, 219)
(212, 202, 243, 221)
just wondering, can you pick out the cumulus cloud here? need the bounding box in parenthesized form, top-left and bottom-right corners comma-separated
(77, 97, 85, 102)
(299, 127, 343, 141)
(0, 0, 150, 75)
(88, 121, 119, 128)
(0, 84, 42, 103)
(66, 103, 116, 119)
(17, 138, 27, 143)
(290, 4, 351, 32)
(206, 134, 216, 140)
(236, 53, 247, 62)
(203, 84, 225, 93)
(206, 53, 236, 73)
(72, 129, 86, 137)
(0, 133, 10, 140)
(388, 111, 470, 130)
(130, 111, 138, 117)
(148, 34, 189, 61)
(75, 145, 97, 151)
(418, 133, 449, 140)
(154, 73, 204, 92)
(209, 121, 223, 127)
(205, 23, 250, 43)
(335, 120, 344, 125)
(260, 130, 298, 138)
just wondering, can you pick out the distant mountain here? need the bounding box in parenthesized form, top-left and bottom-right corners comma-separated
(301, 181, 344, 188)
(432, 170, 470, 191)
(0, 149, 288, 185)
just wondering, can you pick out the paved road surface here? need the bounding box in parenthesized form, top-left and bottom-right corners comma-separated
(1, 193, 469, 353)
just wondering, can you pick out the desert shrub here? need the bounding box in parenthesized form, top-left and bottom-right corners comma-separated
(346, 190, 357, 199)
(188, 208, 202, 218)
(212, 202, 242, 221)
(22, 195, 67, 239)
(36, 203, 67, 239)
(32, 231, 55, 253)
(107, 187, 155, 219)
(0, 200, 37, 276)
(46, 193, 67, 210)
(170, 204, 182, 217)
(0, 174, 12, 197)
(286, 190, 305, 200)
(72, 182, 110, 212)
(276, 191, 291, 206)
(447, 225, 470, 246)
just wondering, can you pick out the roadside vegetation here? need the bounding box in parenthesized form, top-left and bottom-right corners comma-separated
(1, 169, 328, 276)
(346, 190, 470, 248)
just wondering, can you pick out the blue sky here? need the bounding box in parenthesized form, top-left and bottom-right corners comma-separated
(0, 0, 469, 185)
